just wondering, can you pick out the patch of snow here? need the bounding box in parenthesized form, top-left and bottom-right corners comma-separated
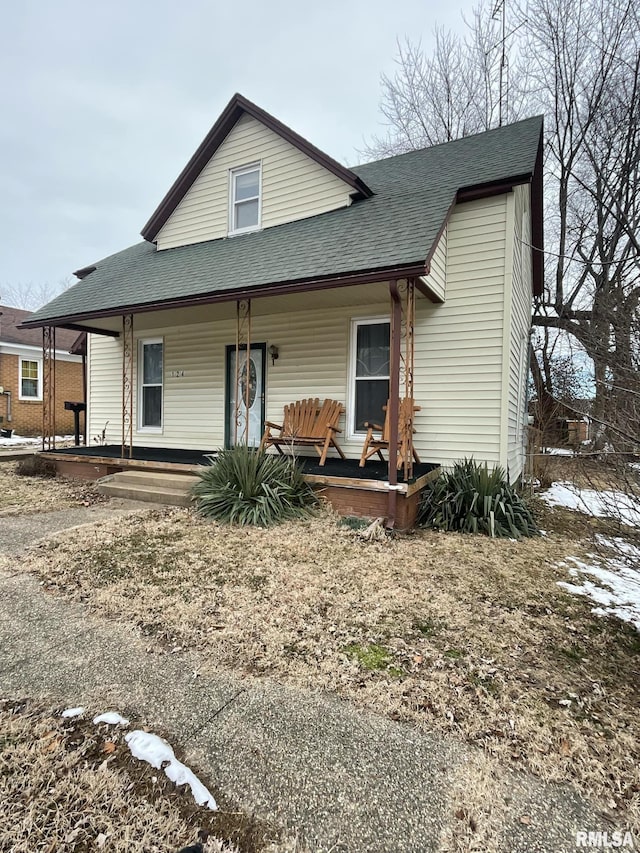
(125, 730, 217, 810)
(543, 447, 575, 456)
(541, 482, 640, 527)
(595, 535, 640, 558)
(93, 712, 130, 726)
(0, 433, 75, 447)
(61, 706, 85, 718)
(557, 550, 640, 631)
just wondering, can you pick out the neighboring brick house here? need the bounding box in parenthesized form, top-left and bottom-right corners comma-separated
(0, 305, 84, 437)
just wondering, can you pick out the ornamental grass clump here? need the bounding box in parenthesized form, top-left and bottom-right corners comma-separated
(418, 457, 539, 538)
(192, 446, 317, 526)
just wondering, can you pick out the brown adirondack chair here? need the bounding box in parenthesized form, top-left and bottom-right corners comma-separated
(359, 398, 421, 469)
(260, 398, 346, 466)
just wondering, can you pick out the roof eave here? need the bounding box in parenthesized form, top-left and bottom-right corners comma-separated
(19, 261, 428, 331)
(140, 93, 374, 242)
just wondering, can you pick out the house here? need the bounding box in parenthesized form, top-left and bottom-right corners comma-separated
(0, 304, 84, 439)
(21, 93, 543, 526)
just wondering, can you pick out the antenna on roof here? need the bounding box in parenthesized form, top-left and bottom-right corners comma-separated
(487, 0, 527, 128)
(492, 0, 507, 127)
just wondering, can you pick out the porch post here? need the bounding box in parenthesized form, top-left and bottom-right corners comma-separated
(400, 277, 416, 481)
(387, 281, 402, 528)
(122, 314, 133, 459)
(234, 298, 251, 446)
(42, 326, 56, 451)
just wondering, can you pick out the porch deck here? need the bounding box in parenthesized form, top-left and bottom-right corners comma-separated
(42, 445, 440, 528)
(42, 444, 437, 487)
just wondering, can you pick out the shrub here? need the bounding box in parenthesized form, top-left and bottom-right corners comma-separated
(15, 455, 57, 478)
(418, 457, 539, 538)
(191, 445, 317, 526)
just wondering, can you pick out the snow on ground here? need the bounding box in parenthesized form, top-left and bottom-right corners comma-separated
(541, 482, 640, 527)
(88, 711, 218, 811)
(61, 707, 85, 718)
(557, 537, 640, 631)
(125, 730, 218, 810)
(93, 712, 130, 726)
(0, 433, 74, 447)
(541, 447, 576, 456)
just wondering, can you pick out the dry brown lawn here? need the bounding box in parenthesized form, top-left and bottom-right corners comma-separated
(0, 460, 105, 516)
(16, 502, 639, 836)
(0, 698, 296, 852)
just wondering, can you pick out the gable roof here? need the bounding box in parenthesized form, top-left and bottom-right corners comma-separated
(24, 114, 544, 330)
(141, 93, 374, 243)
(0, 304, 80, 351)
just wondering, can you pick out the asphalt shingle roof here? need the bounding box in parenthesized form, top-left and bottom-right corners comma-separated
(26, 115, 543, 327)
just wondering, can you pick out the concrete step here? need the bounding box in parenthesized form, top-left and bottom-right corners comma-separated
(97, 481, 195, 507)
(105, 469, 200, 489)
(97, 469, 201, 507)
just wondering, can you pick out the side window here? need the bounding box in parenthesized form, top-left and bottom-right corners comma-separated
(351, 319, 390, 433)
(138, 339, 163, 429)
(19, 359, 41, 399)
(229, 164, 261, 234)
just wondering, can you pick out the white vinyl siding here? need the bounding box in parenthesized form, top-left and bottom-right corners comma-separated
(156, 113, 353, 250)
(411, 195, 507, 471)
(87, 335, 121, 446)
(506, 184, 533, 480)
(427, 226, 447, 302)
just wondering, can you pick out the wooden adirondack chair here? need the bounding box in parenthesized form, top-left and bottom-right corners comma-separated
(359, 398, 421, 469)
(260, 398, 346, 466)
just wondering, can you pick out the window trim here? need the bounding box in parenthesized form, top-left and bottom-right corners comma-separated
(137, 337, 164, 433)
(18, 357, 42, 401)
(347, 316, 391, 440)
(228, 162, 262, 236)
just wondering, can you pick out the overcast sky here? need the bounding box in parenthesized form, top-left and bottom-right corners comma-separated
(0, 0, 475, 299)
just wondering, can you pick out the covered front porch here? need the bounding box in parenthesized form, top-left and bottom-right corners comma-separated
(31, 274, 443, 528)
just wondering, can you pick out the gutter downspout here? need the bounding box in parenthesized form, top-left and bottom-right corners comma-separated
(386, 281, 402, 529)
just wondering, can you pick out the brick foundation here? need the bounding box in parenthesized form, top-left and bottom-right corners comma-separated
(314, 485, 421, 530)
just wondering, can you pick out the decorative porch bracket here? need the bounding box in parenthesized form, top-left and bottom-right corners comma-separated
(42, 326, 56, 451)
(234, 298, 252, 446)
(398, 277, 416, 481)
(122, 313, 134, 459)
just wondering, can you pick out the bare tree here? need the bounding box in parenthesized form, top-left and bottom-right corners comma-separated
(362, 0, 527, 158)
(0, 279, 72, 312)
(365, 0, 640, 456)
(522, 0, 640, 451)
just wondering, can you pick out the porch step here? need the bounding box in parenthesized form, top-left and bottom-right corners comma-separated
(97, 470, 200, 507)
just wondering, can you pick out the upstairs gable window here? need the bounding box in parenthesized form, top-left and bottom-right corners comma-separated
(229, 163, 261, 234)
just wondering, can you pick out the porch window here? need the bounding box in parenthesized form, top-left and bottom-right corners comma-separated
(138, 338, 163, 430)
(19, 358, 41, 400)
(350, 319, 390, 433)
(229, 163, 261, 234)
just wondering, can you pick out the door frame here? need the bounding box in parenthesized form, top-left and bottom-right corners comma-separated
(224, 342, 267, 448)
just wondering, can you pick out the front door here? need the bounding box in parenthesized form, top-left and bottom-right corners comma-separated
(225, 344, 266, 447)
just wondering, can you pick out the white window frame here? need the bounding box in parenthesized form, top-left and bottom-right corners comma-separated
(228, 162, 262, 236)
(347, 316, 391, 440)
(137, 337, 164, 432)
(18, 357, 42, 401)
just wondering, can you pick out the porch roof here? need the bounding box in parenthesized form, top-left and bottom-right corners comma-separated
(23, 115, 543, 330)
